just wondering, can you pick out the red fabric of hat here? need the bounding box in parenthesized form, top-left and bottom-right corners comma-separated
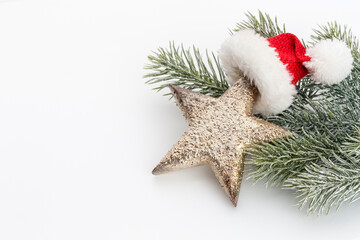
(267, 33, 311, 85)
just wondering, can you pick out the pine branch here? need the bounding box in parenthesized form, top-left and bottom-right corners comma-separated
(233, 10, 286, 38)
(246, 129, 343, 187)
(266, 91, 360, 137)
(247, 127, 360, 215)
(284, 151, 360, 215)
(144, 42, 228, 97)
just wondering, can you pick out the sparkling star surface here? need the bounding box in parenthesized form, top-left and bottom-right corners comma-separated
(152, 77, 290, 206)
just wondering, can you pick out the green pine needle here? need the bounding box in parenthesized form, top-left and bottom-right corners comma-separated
(232, 10, 286, 38)
(144, 42, 228, 97)
(284, 150, 360, 215)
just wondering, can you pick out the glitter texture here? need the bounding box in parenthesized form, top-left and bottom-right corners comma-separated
(152, 77, 291, 206)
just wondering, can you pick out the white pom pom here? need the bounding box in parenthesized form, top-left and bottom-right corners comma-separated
(304, 39, 353, 85)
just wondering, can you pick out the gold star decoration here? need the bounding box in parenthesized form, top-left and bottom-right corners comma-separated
(152, 77, 291, 206)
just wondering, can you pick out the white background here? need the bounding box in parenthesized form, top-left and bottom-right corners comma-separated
(0, 0, 360, 239)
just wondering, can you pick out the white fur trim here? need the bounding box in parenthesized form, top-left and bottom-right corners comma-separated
(219, 30, 297, 116)
(304, 39, 353, 85)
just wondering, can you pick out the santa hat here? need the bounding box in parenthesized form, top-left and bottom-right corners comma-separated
(219, 30, 353, 116)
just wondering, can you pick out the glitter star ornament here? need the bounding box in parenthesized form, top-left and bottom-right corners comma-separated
(152, 77, 291, 206)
